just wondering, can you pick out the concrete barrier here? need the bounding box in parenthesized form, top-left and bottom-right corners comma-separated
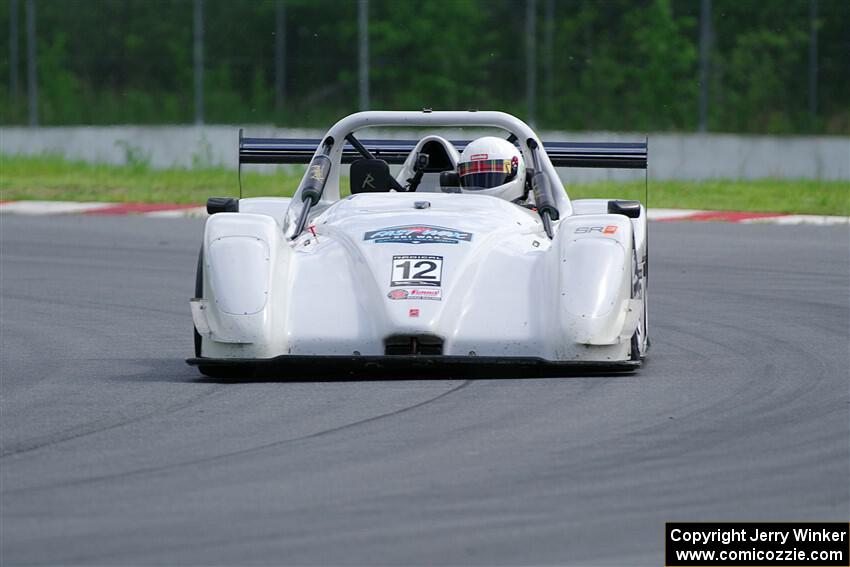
(1, 125, 847, 181)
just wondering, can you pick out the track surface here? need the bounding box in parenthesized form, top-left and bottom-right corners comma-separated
(1, 215, 848, 566)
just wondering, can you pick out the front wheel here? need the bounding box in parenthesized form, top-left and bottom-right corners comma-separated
(193, 248, 203, 358)
(630, 331, 641, 361)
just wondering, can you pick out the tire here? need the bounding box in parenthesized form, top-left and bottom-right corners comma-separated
(193, 248, 203, 358)
(641, 261, 649, 354)
(630, 331, 641, 362)
(629, 234, 645, 362)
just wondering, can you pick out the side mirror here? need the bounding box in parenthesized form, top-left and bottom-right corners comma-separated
(608, 199, 642, 218)
(439, 171, 460, 193)
(207, 197, 239, 214)
(351, 159, 391, 194)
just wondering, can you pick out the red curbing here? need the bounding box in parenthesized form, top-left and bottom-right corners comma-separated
(657, 211, 788, 223)
(84, 203, 201, 215)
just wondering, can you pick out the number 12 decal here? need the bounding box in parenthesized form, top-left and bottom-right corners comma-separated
(390, 255, 443, 287)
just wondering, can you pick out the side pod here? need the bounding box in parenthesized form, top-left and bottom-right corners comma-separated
(554, 214, 640, 347)
(193, 213, 290, 359)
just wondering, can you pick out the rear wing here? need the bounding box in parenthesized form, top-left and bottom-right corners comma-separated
(239, 135, 647, 169)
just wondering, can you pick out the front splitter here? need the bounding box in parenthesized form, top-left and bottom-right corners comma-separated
(186, 354, 640, 379)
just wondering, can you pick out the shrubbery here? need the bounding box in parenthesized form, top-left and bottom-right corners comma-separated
(0, 0, 846, 133)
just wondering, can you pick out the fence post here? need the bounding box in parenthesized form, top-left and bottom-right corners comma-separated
(543, 0, 554, 122)
(275, 0, 286, 112)
(358, 0, 369, 111)
(808, 0, 818, 121)
(698, 0, 711, 132)
(193, 0, 204, 125)
(25, 0, 36, 126)
(10, 0, 19, 100)
(525, 0, 537, 126)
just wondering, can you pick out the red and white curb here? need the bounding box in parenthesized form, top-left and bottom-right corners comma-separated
(0, 200, 207, 218)
(644, 208, 848, 225)
(0, 200, 847, 225)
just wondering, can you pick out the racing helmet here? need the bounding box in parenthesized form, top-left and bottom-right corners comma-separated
(456, 136, 525, 201)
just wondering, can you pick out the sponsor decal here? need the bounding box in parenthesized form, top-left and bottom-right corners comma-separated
(391, 255, 443, 287)
(387, 288, 442, 301)
(470, 153, 488, 161)
(364, 225, 473, 245)
(409, 289, 441, 300)
(574, 225, 618, 234)
(408, 308, 420, 318)
(309, 164, 324, 181)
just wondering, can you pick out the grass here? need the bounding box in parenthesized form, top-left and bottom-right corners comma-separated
(0, 154, 301, 204)
(2, 154, 848, 216)
(567, 179, 849, 216)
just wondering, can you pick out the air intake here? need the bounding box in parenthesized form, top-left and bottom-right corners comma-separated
(384, 335, 444, 356)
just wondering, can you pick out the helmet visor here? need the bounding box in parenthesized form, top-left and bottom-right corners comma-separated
(458, 159, 514, 190)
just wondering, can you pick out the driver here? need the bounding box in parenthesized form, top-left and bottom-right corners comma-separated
(455, 136, 526, 202)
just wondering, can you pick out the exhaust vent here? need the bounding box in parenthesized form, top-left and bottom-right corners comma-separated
(384, 335, 444, 356)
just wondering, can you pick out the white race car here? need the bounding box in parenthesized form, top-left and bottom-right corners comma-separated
(188, 111, 648, 377)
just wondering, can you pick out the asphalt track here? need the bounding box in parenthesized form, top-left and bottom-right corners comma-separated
(1, 214, 848, 566)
